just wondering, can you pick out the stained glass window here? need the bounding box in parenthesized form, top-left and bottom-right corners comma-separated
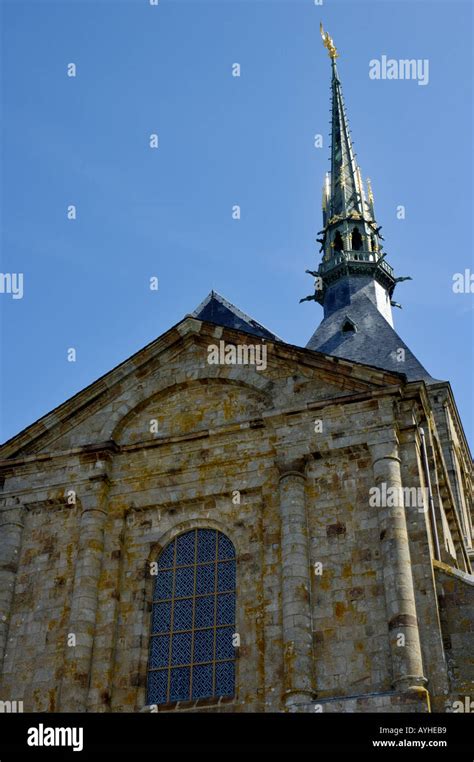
(146, 529, 236, 705)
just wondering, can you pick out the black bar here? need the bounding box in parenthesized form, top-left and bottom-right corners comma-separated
(0, 712, 472, 757)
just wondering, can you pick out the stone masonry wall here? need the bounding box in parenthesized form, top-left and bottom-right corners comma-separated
(435, 561, 474, 709)
(0, 320, 471, 713)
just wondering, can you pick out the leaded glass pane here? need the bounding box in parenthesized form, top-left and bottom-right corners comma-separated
(158, 542, 175, 569)
(196, 529, 217, 563)
(175, 566, 194, 597)
(169, 666, 190, 702)
(171, 632, 192, 665)
(192, 663, 213, 699)
(152, 601, 171, 634)
(173, 597, 193, 631)
(196, 563, 215, 594)
(218, 533, 235, 560)
(215, 627, 234, 660)
(149, 635, 169, 667)
(217, 561, 235, 592)
(147, 669, 167, 705)
(193, 628, 214, 663)
(176, 532, 196, 566)
(215, 661, 235, 697)
(194, 595, 215, 628)
(147, 530, 236, 706)
(154, 569, 173, 600)
(216, 593, 234, 625)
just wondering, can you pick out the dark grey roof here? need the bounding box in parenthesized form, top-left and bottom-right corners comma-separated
(306, 293, 438, 383)
(191, 291, 282, 342)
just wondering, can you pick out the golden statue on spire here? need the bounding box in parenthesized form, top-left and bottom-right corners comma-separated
(320, 22, 339, 59)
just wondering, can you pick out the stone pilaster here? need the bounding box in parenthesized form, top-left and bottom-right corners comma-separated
(397, 413, 451, 708)
(59, 473, 109, 711)
(0, 501, 25, 671)
(278, 461, 315, 709)
(369, 435, 427, 693)
(87, 510, 125, 712)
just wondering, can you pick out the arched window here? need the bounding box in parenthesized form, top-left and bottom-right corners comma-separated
(146, 529, 237, 706)
(334, 230, 344, 253)
(351, 227, 363, 251)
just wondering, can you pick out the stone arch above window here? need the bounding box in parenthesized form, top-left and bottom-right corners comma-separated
(146, 528, 237, 706)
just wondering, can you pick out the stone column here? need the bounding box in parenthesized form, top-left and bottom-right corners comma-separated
(278, 462, 315, 709)
(369, 436, 427, 693)
(0, 501, 25, 671)
(59, 474, 109, 711)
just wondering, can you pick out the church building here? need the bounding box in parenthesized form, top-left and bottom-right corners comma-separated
(0, 28, 472, 714)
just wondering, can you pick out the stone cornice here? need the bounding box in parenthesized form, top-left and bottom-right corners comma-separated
(0, 387, 406, 469)
(427, 381, 473, 466)
(0, 440, 119, 472)
(433, 559, 474, 586)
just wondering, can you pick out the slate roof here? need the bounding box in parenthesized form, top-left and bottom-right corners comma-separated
(191, 291, 283, 342)
(191, 291, 437, 384)
(306, 292, 437, 383)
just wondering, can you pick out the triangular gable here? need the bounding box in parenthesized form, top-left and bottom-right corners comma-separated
(0, 313, 406, 460)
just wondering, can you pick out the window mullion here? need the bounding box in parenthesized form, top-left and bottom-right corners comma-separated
(189, 528, 198, 700)
(166, 538, 177, 703)
(212, 530, 219, 696)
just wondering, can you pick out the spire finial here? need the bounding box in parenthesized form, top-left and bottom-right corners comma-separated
(320, 22, 339, 59)
(366, 178, 374, 204)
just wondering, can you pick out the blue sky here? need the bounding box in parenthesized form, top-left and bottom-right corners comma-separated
(1, 0, 473, 448)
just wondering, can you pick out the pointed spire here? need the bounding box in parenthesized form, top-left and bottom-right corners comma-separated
(302, 26, 397, 311)
(327, 53, 365, 223)
(319, 25, 377, 259)
(320, 23, 360, 220)
(305, 28, 427, 383)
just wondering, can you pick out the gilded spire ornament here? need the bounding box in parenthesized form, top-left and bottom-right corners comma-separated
(320, 22, 339, 59)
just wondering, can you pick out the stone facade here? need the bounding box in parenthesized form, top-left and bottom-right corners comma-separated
(0, 317, 472, 713)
